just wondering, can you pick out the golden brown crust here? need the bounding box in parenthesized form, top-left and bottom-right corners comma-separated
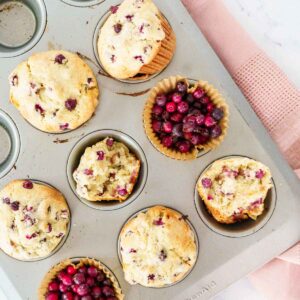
(38, 257, 124, 300)
(143, 76, 229, 160)
(9, 50, 99, 133)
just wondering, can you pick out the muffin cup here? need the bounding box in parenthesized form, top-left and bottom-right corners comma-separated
(139, 14, 176, 76)
(38, 257, 124, 300)
(143, 75, 229, 160)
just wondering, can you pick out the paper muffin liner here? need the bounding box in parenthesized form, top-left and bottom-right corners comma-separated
(143, 76, 229, 160)
(139, 14, 176, 76)
(38, 257, 124, 300)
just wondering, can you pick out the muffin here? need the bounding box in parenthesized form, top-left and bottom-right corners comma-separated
(144, 76, 229, 160)
(119, 206, 197, 287)
(9, 50, 99, 133)
(73, 137, 140, 201)
(39, 257, 124, 300)
(0, 180, 70, 260)
(197, 157, 273, 224)
(97, 0, 176, 80)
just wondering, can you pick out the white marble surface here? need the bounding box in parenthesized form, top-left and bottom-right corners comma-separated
(214, 0, 299, 299)
(0, 0, 298, 299)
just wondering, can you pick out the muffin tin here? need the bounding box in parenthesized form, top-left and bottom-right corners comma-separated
(0, 0, 299, 299)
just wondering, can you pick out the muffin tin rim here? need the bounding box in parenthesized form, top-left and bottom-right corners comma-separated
(194, 154, 277, 238)
(116, 205, 199, 289)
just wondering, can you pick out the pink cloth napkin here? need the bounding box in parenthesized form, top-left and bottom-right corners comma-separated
(181, 0, 300, 298)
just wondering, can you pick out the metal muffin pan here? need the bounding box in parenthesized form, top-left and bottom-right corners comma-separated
(0, 0, 299, 299)
(117, 206, 199, 289)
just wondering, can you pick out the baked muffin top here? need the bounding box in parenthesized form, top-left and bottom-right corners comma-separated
(119, 206, 197, 287)
(9, 50, 99, 133)
(197, 157, 272, 223)
(73, 137, 140, 202)
(0, 180, 70, 260)
(98, 0, 165, 79)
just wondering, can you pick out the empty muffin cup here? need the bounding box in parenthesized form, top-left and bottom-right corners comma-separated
(67, 129, 148, 211)
(0, 0, 46, 58)
(194, 155, 277, 238)
(0, 110, 20, 179)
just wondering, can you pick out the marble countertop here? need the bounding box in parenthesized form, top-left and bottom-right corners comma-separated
(214, 0, 299, 299)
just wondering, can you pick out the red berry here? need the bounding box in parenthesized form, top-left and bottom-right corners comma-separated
(177, 101, 189, 114)
(195, 114, 205, 125)
(92, 286, 102, 297)
(172, 93, 182, 103)
(162, 121, 173, 133)
(86, 277, 95, 286)
(177, 141, 191, 153)
(166, 102, 176, 113)
(77, 284, 90, 296)
(23, 180, 33, 189)
(193, 88, 205, 99)
(152, 120, 162, 133)
(206, 102, 214, 113)
(65, 99, 77, 111)
(155, 94, 167, 106)
(201, 178, 212, 188)
(73, 273, 86, 285)
(46, 293, 59, 300)
(59, 283, 69, 293)
(162, 136, 173, 148)
(48, 281, 59, 292)
(67, 265, 77, 275)
(170, 112, 183, 122)
(204, 115, 217, 127)
(152, 105, 163, 116)
(87, 266, 98, 277)
(200, 96, 210, 104)
(62, 292, 74, 300)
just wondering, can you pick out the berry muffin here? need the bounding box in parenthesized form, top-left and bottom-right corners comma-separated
(39, 257, 124, 300)
(9, 50, 99, 133)
(73, 137, 140, 201)
(0, 180, 70, 261)
(97, 0, 176, 80)
(197, 157, 273, 224)
(119, 206, 197, 287)
(144, 76, 229, 160)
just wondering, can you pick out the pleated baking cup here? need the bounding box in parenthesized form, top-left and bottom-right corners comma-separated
(143, 76, 229, 160)
(139, 14, 176, 76)
(38, 257, 124, 300)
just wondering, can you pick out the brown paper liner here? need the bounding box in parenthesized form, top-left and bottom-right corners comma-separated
(38, 257, 124, 300)
(143, 76, 229, 160)
(139, 14, 176, 76)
